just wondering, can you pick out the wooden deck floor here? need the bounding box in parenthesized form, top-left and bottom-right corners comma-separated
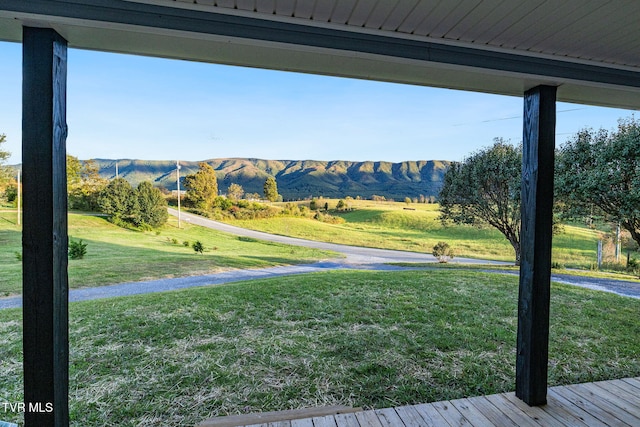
(199, 377, 640, 427)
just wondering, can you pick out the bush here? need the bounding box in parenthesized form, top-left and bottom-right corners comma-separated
(432, 241, 454, 263)
(192, 240, 204, 254)
(69, 239, 88, 260)
(183, 241, 189, 247)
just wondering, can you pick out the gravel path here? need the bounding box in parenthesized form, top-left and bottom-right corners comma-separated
(2, 210, 638, 309)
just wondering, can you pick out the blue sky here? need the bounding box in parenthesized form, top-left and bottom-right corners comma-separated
(0, 40, 635, 165)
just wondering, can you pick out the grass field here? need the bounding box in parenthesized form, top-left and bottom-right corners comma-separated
(1, 270, 638, 426)
(231, 200, 603, 267)
(0, 211, 336, 296)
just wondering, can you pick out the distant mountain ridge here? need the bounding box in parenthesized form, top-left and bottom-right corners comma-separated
(91, 158, 451, 200)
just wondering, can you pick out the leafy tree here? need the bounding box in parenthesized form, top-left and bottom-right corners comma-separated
(556, 117, 640, 246)
(226, 183, 245, 200)
(67, 155, 107, 210)
(439, 139, 522, 265)
(0, 134, 12, 193)
(98, 178, 138, 222)
(135, 181, 168, 227)
(263, 176, 279, 202)
(184, 162, 218, 210)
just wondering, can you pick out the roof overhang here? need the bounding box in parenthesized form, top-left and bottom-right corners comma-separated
(1, 0, 639, 109)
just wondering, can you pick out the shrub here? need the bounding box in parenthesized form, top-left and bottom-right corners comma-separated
(69, 239, 88, 260)
(183, 241, 189, 247)
(192, 240, 204, 254)
(432, 241, 454, 263)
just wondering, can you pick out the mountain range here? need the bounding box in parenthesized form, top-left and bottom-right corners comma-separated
(91, 158, 451, 200)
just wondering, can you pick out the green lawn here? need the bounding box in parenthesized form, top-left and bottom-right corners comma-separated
(1, 270, 638, 427)
(0, 211, 336, 296)
(232, 200, 602, 267)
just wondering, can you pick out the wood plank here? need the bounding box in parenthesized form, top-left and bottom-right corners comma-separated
(334, 412, 360, 427)
(621, 377, 640, 391)
(482, 394, 541, 427)
(199, 406, 358, 427)
(312, 415, 338, 427)
(22, 25, 69, 427)
(464, 396, 520, 427)
(354, 410, 384, 427)
(394, 405, 431, 427)
(599, 379, 640, 407)
(374, 408, 404, 427)
(290, 419, 312, 427)
(622, 377, 640, 389)
(501, 392, 575, 426)
(432, 400, 473, 426)
(449, 397, 496, 427)
(268, 422, 291, 427)
(411, 403, 452, 426)
(571, 383, 640, 426)
(516, 84, 557, 406)
(546, 389, 609, 427)
(584, 382, 640, 419)
(552, 385, 633, 427)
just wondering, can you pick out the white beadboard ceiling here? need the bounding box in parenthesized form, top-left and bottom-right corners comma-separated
(1, 0, 639, 108)
(159, 0, 640, 68)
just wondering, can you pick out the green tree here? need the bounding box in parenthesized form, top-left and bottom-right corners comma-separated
(135, 181, 169, 227)
(263, 176, 279, 202)
(183, 162, 218, 210)
(556, 117, 640, 246)
(98, 177, 138, 223)
(0, 134, 12, 194)
(226, 183, 245, 200)
(67, 155, 107, 210)
(439, 139, 522, 265)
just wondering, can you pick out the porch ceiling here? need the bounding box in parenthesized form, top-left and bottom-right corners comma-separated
(1, 0, 639, 108)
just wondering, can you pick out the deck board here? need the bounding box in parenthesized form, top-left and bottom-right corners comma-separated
(449, 398, 495, 427)
(199, 377, 640, 427)
(544, 391, 605, 427)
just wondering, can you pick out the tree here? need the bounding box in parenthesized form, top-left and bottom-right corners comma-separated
(183, 162, 218, 210)
(263, 176, 279, 202)
(67, 155, 107, 211)
(556, 117, 640, 247)
(226, 183, 245, 200)
(439, 139, 522, 265)
(98, 177, 138, 222)
(135, 181, 169, 227)
(0, 134, 12, 193)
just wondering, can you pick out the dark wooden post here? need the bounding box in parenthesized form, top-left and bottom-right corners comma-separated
(22, 27, 69, 426)
(516, 85, 556, 406)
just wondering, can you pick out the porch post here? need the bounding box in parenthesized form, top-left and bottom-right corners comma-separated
(516, 85, 556, 406)
(22, 27, 69, 426)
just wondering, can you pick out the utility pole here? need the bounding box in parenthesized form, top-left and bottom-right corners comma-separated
(17, 168, 21, 226)
(176, 160, 181, 228)
(615, 223, 621, 262)
(115, 161, 119, 178)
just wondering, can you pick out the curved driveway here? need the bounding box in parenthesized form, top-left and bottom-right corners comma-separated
(169, 208, 506, 267)
(1, 211, 638, 309)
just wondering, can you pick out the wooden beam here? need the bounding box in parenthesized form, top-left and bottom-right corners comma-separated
(516, 85, 557, 406)
(22, 26, 69, 426)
